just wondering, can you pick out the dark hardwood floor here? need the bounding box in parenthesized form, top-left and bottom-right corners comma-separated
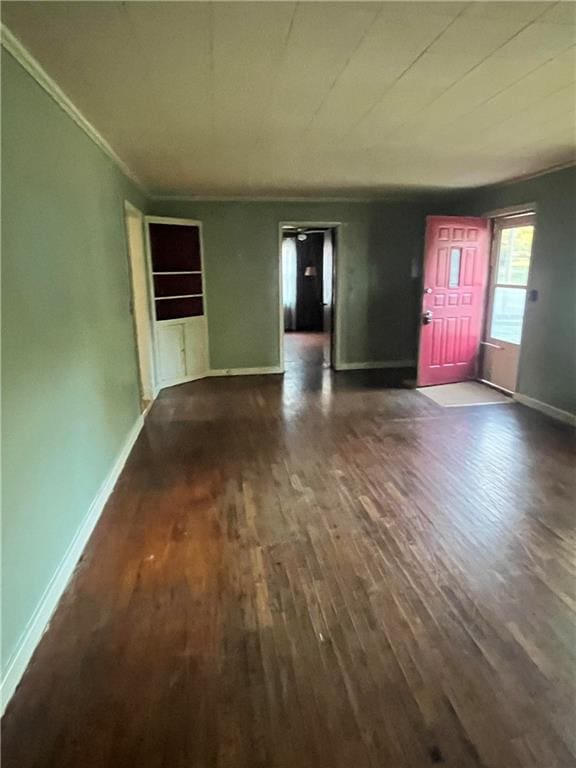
(284, 331, 330, 368)
(3, 334, 575, 768)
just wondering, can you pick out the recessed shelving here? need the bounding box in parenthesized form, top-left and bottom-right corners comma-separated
(148, 222, 205, 322)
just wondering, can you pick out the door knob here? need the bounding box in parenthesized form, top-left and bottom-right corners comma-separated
(422, 310, 433, 325)
(424, 287, 433, 294)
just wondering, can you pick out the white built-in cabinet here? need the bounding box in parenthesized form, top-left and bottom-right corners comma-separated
(145, 217, 209, 389)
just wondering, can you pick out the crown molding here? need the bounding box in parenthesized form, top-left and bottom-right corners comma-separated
(148, 185, 451, 204)
(150, 194, 378, 203)
(503, 161, 576, 185)
(474, 160, 576, 193)
(1, 24, 147, 193)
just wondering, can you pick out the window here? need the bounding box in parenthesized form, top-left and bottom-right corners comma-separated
(496, 226, 533, 285)
(448, 247, 461, 287)
(488, 218, 534, 345)
(490, 287, 527, 344)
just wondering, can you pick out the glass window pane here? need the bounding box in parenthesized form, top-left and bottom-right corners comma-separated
(490, 287, 526, 344)
(449, 247, 461, 287)
(497, 226, 533, 285)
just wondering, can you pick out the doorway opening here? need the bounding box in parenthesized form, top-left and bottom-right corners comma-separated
(124, 201, 155, 410)
(480, 211, 536, 394)
(279, 223, 338, 372)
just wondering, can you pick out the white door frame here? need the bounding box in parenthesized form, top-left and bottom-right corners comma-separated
(278, 221, 341, 371)
(144, 215, 210, 388)
(480, 205, 537, 393)
(124, 201, 156, 405)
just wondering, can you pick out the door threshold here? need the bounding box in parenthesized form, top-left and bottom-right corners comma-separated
(477, 378, 514, 396)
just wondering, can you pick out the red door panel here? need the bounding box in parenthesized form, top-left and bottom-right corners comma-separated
(417, 216, 490, 387)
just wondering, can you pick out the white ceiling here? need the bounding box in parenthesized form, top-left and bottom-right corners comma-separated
(2, 1, 575, 197)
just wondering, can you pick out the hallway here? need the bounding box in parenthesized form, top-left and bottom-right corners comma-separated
(283, 331, 415, 391)
(2, 369, 575, 768)
(284, 332, 329, 369)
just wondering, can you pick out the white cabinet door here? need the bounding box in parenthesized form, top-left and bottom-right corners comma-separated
(184, 317, 209, 380)
(157, 324, 186, 385)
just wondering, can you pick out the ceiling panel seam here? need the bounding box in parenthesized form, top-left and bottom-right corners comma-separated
(340, 2, 469, 142)
(248, 2, 299, 181)
(412, 44, 576, 142)
(301, 3, 384, 137)
(377, 1, 565, 146)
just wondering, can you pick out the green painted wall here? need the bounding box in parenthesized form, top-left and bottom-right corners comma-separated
(1, 50, 146, 672)
(152, 198, 443, 369)
(450, 166, 576, 415)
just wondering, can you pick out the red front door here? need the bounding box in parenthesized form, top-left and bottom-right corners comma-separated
(417, 216, 490, 387)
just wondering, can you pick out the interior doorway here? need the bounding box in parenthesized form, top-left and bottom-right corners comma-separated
(480, 211, 536, 393)
(279, 222, 338, 371)
(124, 201, 155, 409)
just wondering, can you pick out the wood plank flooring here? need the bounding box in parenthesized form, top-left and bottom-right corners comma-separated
(3, 333, 575, 768)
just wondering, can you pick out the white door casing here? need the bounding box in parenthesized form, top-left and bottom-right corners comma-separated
(124, 202, 155, 404)
(481, 212, 535, 393)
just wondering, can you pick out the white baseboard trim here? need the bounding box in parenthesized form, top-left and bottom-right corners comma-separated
(0, 412, 146, 715)
(158, 372, 207, 390)
(335, 359, 415, 371)
(155, 367, 284, 391)
(209, 366, 284, 377)
(159, 362, 415, 380)
(513, 393, 576, 427)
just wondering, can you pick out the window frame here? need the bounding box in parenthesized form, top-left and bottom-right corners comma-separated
(485, 212, 535, 348)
